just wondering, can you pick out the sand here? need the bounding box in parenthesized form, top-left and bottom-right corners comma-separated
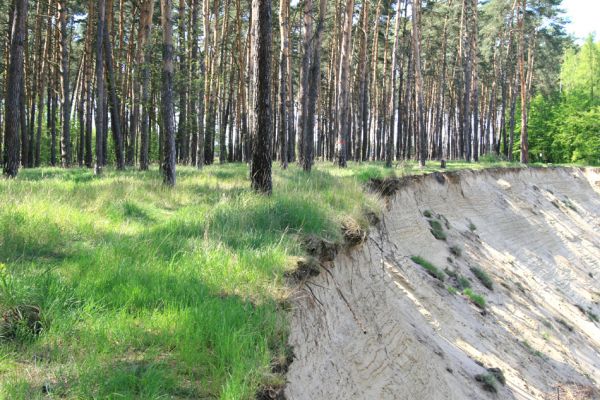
(285, 167, 600, 400)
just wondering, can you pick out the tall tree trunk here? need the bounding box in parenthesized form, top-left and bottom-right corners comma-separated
(471, 0, 479, 162)
(297, 0, 313, 165)
(95, 0, 105, 175)
(58, 0, 71, 167)
(357, 0, 370, 162)
(189, 0, 199, 167)
(3, 0, 28, 177)
(177, 0, 189, 164)
(161, 0, 176, 185)
(413, 0, 426, 167)
(278, 0, 289, 169)
(250, 0, 272, 193)
(386, 0, 403, 168)
(337, 0, 354, 168)
(303, 0, 326, 172)
(104, 24, 125, 169)
(139, 0, 154, 170)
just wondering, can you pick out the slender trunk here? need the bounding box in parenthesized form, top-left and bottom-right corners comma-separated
(337, 0, 354, 167)
(161, 0, 176, 185)
(95, 0, 105, 175)
(413, 0, 426, 167)
(303, 0, 326, 172)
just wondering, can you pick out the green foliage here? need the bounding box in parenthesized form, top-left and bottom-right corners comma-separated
(428, 219, 447, 241)
(464, 288, 486, 309)
(447, 286, 458, 295)
(470, 266, 494, 290)
(457, 276, 472, 290)
(527, 36, 600, 165)
(0, 164, 381, 399)
(411, 256, 446, 281)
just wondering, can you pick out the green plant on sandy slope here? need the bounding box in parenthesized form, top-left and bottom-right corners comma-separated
(444, 268, 471, 291)
(411, 256, 445, 281)
(470, 266, 494, 290)
(475, 373, 498, 393)
(423, 210, 433, 218)
(447, 286, 458, 295)
(428, 219, 447, 241)
(463, 288, 486, 309)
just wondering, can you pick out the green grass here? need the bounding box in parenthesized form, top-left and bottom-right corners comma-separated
(464, 288, 486, 309)
(0, 163, 386, 399)
(428, 219, 447, 241)
(470, 266, 494, 290)
(411, 256, 445, 281)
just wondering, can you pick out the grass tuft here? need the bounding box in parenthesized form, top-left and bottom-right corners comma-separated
(411, 256, 445, 281)
(470, 266, 494, 290)
(464, 288, 486, 309)
(428, 219, 447, 241)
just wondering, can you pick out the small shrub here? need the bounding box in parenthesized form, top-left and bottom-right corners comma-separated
(411, 256, 445, 281)
(447, 286, 458, 295)
(457, 276, 471, 290)
(423, 210, 433, 218)
(464, 288, 486, 309)
(468, 222, 477, 232)
(449, 245, 462, 257)
(588, 310, 599, 323)
(471, 267, 493, 290)
(486, 368, 506, 386)
(428, 219, 447, 241)
(475, 373, 498, 393)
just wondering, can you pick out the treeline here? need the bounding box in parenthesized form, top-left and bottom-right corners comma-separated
(0, 0, 587, 185)
(528, 36, 599, 165)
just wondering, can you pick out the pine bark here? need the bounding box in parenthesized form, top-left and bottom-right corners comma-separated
(161, 0, 176, 185)
(3, 0, 28, 177)
(337, 0, 354, 167)
(250, 0, 273, 193)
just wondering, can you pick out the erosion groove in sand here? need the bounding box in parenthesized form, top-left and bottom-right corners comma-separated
(285, 168, 600, 400)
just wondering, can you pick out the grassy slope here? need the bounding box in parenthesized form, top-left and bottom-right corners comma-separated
(0, 162, 389, 399)
(0, 159, 559, 398)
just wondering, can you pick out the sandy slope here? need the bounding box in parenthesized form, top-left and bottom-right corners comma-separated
(285, 167, 600, 400)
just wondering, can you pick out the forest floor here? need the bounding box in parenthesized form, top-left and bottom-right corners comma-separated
(0, 160, 590, 399)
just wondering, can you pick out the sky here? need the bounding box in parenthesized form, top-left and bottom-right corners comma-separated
(558, 0, 598, 41)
